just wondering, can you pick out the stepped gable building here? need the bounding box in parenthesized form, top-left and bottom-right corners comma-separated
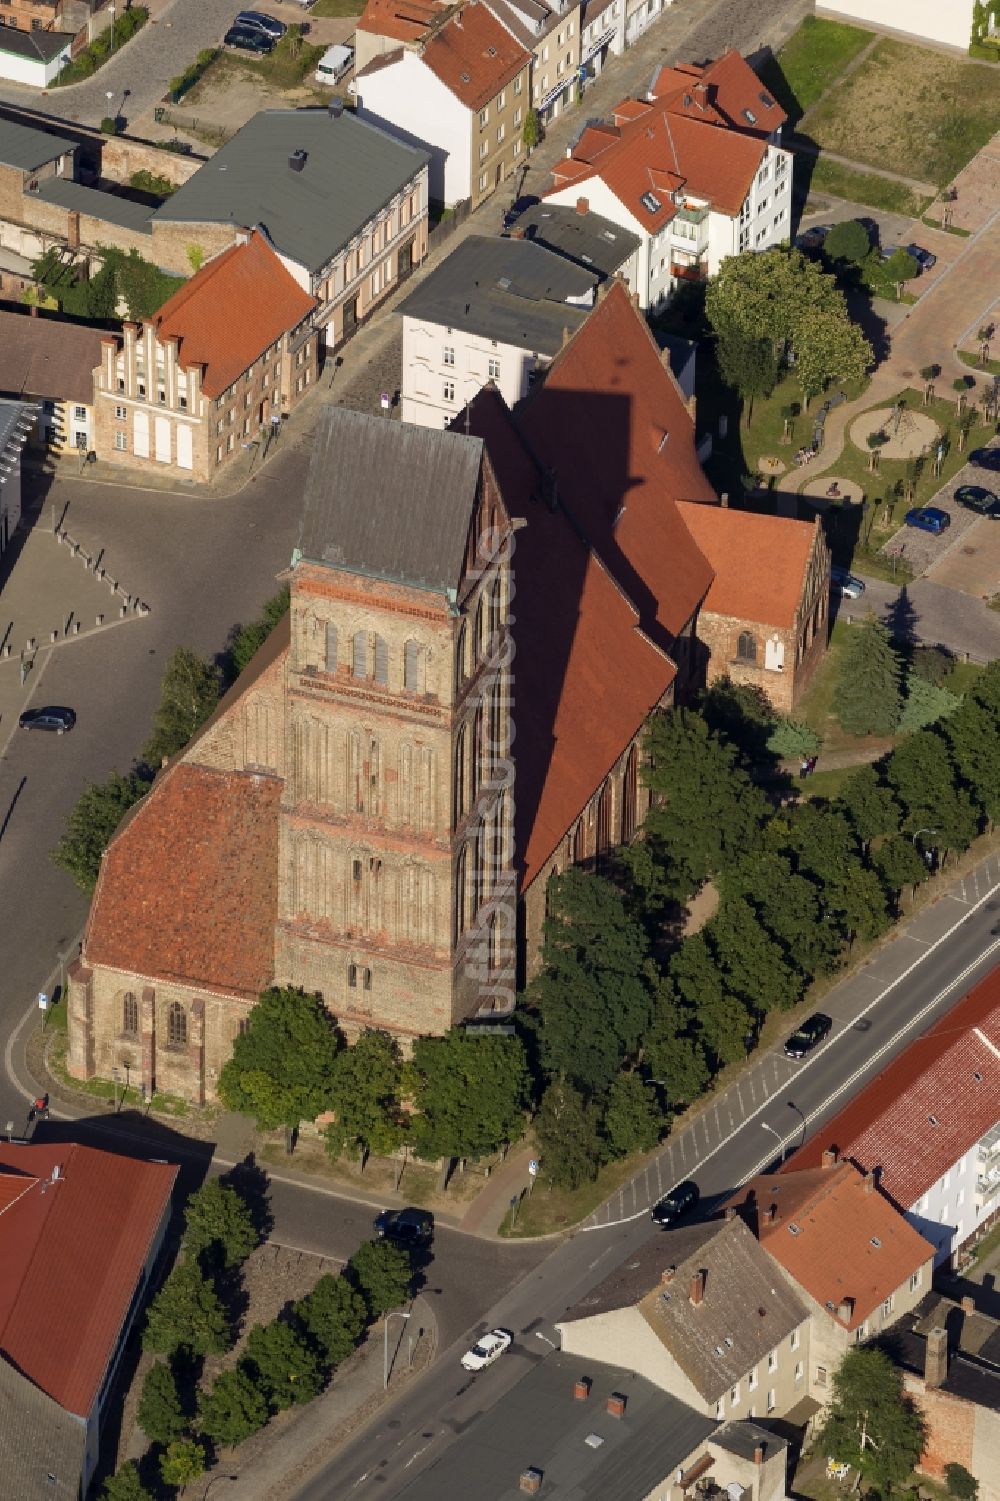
(782, 964, 1000, 1268)
(68, 287, 829, 1101)
(68, 412, 516, 1101)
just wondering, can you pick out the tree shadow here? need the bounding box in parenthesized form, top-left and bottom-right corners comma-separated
(220, 1153, 274, 1243)
(884, 584, 919, 681)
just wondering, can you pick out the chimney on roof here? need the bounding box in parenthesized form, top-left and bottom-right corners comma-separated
(511, 226, 526, 239)
(720, 492, 729, 507)
(689, 1270, 706, 1306)
(631, 290, 640, 310)
(328, 97, 344, 118)
(573, 1376, 592, 1401)
(576, 195, 589, 215)
(962, 1295, 976, 1315)
(724, 1207, 736, 1222)
(822, 1147, 838, 1169)
(661, 1266, 676, 1285)
(837, 1297, 855, 1323)
(607, 1392, 627, 1419)
(863, 1169, 877, 1195)
(289, 149, 308, 172)
(764, 1203, 779, 1225)
(562, 326, 571, 347)
(925, 1326, 948, 1389)
(753, 1442, 765, 1466)
(519, 1469, 542, 1495)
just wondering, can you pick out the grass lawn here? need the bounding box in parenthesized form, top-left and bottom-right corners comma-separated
(309, 0, 362, 14)
(186, 37, 327, 105)
(959, 349, 1000, 376)
(757, 15, 873, 125)
(807, 39, 1000, 187)
(805, 155, 932, 217)
(798, 621, 899, 757)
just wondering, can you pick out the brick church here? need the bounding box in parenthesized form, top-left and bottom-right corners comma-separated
(67, 284, 829, 1104)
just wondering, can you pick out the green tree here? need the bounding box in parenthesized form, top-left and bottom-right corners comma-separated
(137, 1360, 187, 1445)
(326, 1029, 406, 1167)
(709, 895, 802, 1013)
(625, 709, 769, 912)
(143, 646, 221, 765)
(346, 1239, 412, 1319)
(899, 673, 960, 731)
(781, 802, 889, 943)
(878, 247, 919, 298)
(945, 1461, 979, 1501)
(294, 1273, 367, 1365)
(86, 255, 119, 320)
(823, 218, 871, 267)
(100, 1462, 154, 1501)
(159, 1438, 206, 1491)
(721, 852, 841, 978)
(716, 328, 779, 424)
(669, 932, 753, 1066)
(534, 1079, 603, 1190)
(944, 678, 1000, 823)
(872, 833, 929, 908)
(241, 1321, 324, 1410)
(601, 1072, 662, 1158)
(834, 614, 902, 735)
(53, 769, 147, 891)
(819, 1346, 925, 1492)
(886, 730, 979, 855)
(197, 1366, 269, 1447)
(644, 981, 711, 1108)
(218, 986, 342, 1143)
(142, 1258, 232, 1358)
(230, 587, 290, 677)
(183, 1178, 261, 1271)
(794, 306, 871, 406)
(407, 1029, 529, 1160)
(521, 107, 540, 150)
(836, 765, 901, 851)
(528, 869, 654, 1093)
(765, 718, 820, 760)
(699, 678, 776, 763)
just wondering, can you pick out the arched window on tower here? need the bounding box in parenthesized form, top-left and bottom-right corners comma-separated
(621, 744, 638, 844)
(596, 779, 612, 869)
(404, 640, 421, 692)
(167, 1001, 187, 1048)
(352, 630, 368, 678)
(374, 634, 389, 685)
(488, 571, 502, 643)
(454, 724, 467, 824)
(471, 703, 484, 799)
(122, 991, 138, 1036)
(455, 844, 468, 943)
(475, 594, 486, 662)
(455, 622, 467, 691)
(736, 630, 757, 664)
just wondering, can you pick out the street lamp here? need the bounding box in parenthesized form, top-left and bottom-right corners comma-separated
(761, 1119, 786, 1163)
(911, 827, 938, 846)
(787, 1099, 806, 1152)
(384, 1310, 411, 1389)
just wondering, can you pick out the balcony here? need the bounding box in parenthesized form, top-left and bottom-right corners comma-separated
(671, 260, 707, 283)
(675, 202, 709, 225)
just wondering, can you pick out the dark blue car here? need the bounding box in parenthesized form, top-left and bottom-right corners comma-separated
(905, 506, 951, 534)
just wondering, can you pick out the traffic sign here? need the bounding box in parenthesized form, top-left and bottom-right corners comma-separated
(37, 992, 48, 1010)
(528, 1159, 539, 1177)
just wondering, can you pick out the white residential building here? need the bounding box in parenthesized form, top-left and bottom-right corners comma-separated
(817, 0, 974, 51)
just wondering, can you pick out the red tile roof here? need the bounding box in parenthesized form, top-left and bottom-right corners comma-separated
(729, 1162, 933, 1332)
(358, 0, 451, 43)
(463, 386, 677, 892)
(516, 281, 716, 652)
(673, 50, 788, 138)
(0, 1143, 176, 1415)
(677, 502, 820, 629)
(548, 88, 768, 232)
(85, 760, 281, 998)
(783, 966, 1000, 1209)
(421, 1, 530, 112)
(153, 232, 316, 400)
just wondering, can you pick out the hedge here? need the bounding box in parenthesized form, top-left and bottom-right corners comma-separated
(51, 7, 148, 86)
(168, 48, 218, 104)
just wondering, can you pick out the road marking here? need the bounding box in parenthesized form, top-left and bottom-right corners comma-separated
(580, 876, 1000, 1232)
(403, 1441, 434, 1469)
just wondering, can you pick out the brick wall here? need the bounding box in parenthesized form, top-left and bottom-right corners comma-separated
(149, 219, 243, 278)
(904, 1376, 976, 1483)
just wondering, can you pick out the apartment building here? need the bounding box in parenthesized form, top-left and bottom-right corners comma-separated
(784, 963, 1000, 1268)
(0, 307, 104, 458)
(482, 0, 582, 124)
(352, 1, 531, 209)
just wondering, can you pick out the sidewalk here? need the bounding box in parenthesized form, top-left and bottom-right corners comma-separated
(459, 1143, 538, 1235)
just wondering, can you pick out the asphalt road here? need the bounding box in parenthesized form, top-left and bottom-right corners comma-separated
(0, 448, 308, 1126)
(292, 864, 1000, 1500)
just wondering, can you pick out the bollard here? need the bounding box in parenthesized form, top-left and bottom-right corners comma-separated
(73, 621, 81, 635)
(50, 630, 58, 643)
(119, 604, 127, 618)
(96, 614, 104, 627)
(3, 645, 9, 658)
(96, 567, 104, 580)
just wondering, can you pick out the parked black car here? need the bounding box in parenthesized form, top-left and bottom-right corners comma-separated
(373, 1207, 434, 1247)
(783, 1012, 833, 1060)
(19, 706, 76, 734)
(235, 9, 287, 38)
(650, 1180, 700, 1226)
(223, 24, 274, 52)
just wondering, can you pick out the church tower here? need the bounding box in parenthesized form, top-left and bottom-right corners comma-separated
(276, 408, 516, 1040)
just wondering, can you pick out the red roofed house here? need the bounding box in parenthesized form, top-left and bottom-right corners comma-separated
(678, 502, 829, 714)
(783, 964, 1000, 1271)
(728, 1160, 934, 1411)
(68, 284, 829, 1100)
(0, 1141, 176, 1500)
(352, 1, 532, 209)
(92, 230, 318, 483)
(354, 0, 454, 72)
(544, 50, 792, 307)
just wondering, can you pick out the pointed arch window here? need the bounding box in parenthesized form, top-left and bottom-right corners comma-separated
(167, 1001, 187, 1048)
(404, 640, 421, 692)
(455, 621, 467, 691)
(621, 743, 638, 844)
(455, 844, 468, 942)
(737, 630, 757, 663)
(122, 991, 138, 1036)
(471, 704, 484, 799)
(475, 594, 486, 661)
(489, 571, 503, 641)
(352, 630, 368, 678)
(454, 724, 467, 823)
(374, 634, 389, 685)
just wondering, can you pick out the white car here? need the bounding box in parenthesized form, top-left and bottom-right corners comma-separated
(461, 1329, 512, 1372)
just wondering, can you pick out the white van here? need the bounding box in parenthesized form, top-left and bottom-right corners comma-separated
(314, 43, 354, 86)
